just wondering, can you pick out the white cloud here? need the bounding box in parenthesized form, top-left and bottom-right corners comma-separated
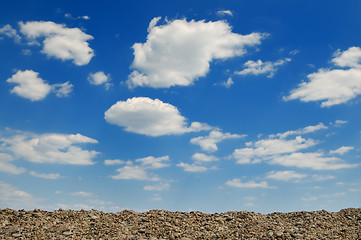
(136, 156, 170, 169)
(177, 162, 209, 172)
(191, 130, 245, 152)
(302, 196, 318, 202)
(220, 77, 234, 88)
(0, 153, 26, 175)
(52, 82, 73, 97)
(104, 159, 125, 165)
(0, 24, 21, 43)
(216, 10, 233, 17)
(1, 131, 99, 165)
(312, 175, 335, 181)
(7, 70, 52, 101)
(274, 123, 328, 139)
(0, 181, 40, 209)
(19, 21, 94, 65)
(270, 152, 357, 170)
(285, 68, 361, 107)
(334, 120, 347, 126)
(7, 70, 73, 101)
(329, 146, 354, 155)
(65, 13, 90, 21)
(105, 97, 210, 136)
(332, 47, 361, 68)
(88, 71, 112, 90)
(192, 153, 219, 162)
(285, 47, 361, 107)
(110, 156, 169, 181)
(144, 182, 170, 191)
(29, 171, 62, 179)
(266, 170, 307, 182)
(111, 165, 158, 181)
(235, 58, 291, 78)
(233, 136, 317, 164)
(225, 178, 272, 188)
(127, 17, 266, 88)
(70, 191, 94, 197)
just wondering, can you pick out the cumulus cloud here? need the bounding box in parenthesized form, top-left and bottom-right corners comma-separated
(0, 24, 21, 43)
(105, 97, 210, 136)
(136, 156, 170, 169)
(19, 21, 94, 65)
(225, 178, 272, 188)
(6, 70, 73, 101)
(127, 17, 266, 88)
(88, 71, 112, 90)
(192, 153, 219, 162)
(270, 152, 357, 170)
(70, 191, 94, 197)
(29, 171, 62, 179)
(110, 155, 169, 182)
(191, 130, 245, 152)
(266, 170, 307, 182)
(235, 58, 291, 78)
(7, 70, 51, 101)
(1, 131, 99, 165)
(285, 68, 361, 107)
(285, 47, 361, 107)
(329, 146, 354, 155)
(111, 165, 159, 181)
(331, 47, 361, 68)
(233, 136, 317, 164)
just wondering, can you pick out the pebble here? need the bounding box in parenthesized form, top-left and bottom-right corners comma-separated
(0, 208, 360, 239)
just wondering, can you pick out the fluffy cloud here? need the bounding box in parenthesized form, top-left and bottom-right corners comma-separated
(285, 47, 361, 107)
(19, 21, 94, 65)
(235, 58, 291, 78)
(88, 71, 112, 90)
(6, 70, 73, 101)
(105, 97, 210, 136)
(192, 153, 219, 162)
(266, 170, 307, 181)
(70, 191, 94, 197)
(329, 146, 354, 155)
(7, 70, 51, 101)
(220, 77, 234, 88)
(331, 47, 361, 68)
(110, 155, 169, 181)
(191, 130, 245, 152)
(136, 156, 170, 169)
(270, 152, 357, 170)
(225, 179, 271, 188)
(0, 24, 21, 43)
(1, 131, 99, 165)
(233, 136, 317, 164)
(127, 17, 266, 88)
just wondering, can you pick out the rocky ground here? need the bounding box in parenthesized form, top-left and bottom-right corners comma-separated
(0, 208, 360, 239)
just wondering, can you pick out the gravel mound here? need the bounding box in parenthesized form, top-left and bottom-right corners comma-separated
(1, 208, 360, 239)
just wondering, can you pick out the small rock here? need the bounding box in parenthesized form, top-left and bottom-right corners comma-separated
(12, 233, 22, 238)
(63, 231, 73, 236)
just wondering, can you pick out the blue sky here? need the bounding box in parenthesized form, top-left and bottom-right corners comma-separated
(0, 0, 360, 213)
